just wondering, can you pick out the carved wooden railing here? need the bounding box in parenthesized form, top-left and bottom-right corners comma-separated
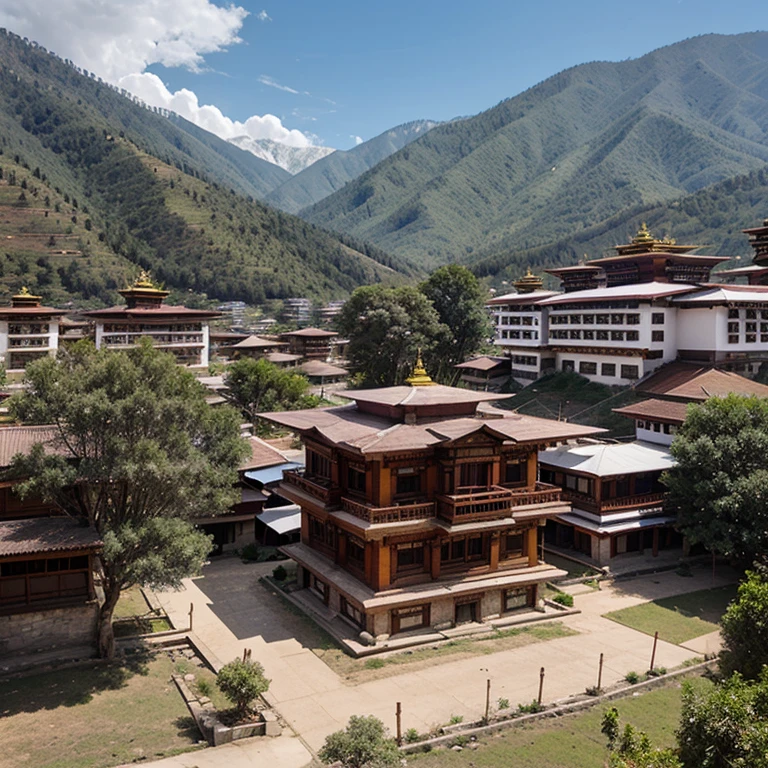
(562, 489, 666, 513)
(341, 497, 435, 524)
(437, 482, 562, 522)
(282, 469, 340, 506)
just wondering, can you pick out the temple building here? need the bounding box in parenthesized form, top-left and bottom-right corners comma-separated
(491, 222, 768, 383)
(81, 272, 220, 368)
(0, 288, 66, 372)
(280, 327, 338, 361)
(262, 358, 601, 643)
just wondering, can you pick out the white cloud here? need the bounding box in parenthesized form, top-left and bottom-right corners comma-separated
(351, 135, 364, 145)
(0, 0, 248, 82)
(258, 75, 299, 94)
(0, 0, 323, 148)
(120, 72, 313, 147)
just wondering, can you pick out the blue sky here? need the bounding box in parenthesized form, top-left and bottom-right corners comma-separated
(1, 0, 767, 150)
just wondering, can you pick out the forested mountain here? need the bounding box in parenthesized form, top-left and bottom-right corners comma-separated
(0, 30, 413, 305)
(266, 120, 440, 214)
(473, 166, 768, 288)
(304, 33, 768, 271)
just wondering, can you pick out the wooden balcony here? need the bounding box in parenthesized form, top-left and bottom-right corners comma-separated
(436, 482, 562, 523)
(282, 469, 340, 506)
(562, 490, 666, 514)
(341, 497, 435, 524)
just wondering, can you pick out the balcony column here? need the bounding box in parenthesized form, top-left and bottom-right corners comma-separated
(300, 512, 310, 544)
(430, 541, 441, 580)
(336, 531, 347, 566)
(489, 532, 500, 571)
(378, 463, 392, 507)
(372, 541, 390, 591)
(527, 526, 538, 566)
(526, 452, 537, 488)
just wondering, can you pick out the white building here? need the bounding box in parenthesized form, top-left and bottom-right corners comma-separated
(491, 224, 768, 384)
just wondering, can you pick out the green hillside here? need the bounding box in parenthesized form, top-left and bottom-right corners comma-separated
(266, 120, 440, 214)
(471, 166, 768, 287)
(304, 33, 768, 271)
(0, 29, 412, 304)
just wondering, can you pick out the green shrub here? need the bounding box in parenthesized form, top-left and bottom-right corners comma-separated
(517, 700, 543, 714)
(553, 592, 574, 607)
(452, 735, 470, 747)
(497, 697, 510, 709)
(647, 667, 667, 677)
(217, 658, 270, 717)
(448, 714, 463, 725)
(272, 564, 287, 581)
(319, 715, 399, 768)
(625, 671, 641, 684)
(404, 728, 421, 743)
(240, 543, 259, 562)
(585, 685, 602, 696)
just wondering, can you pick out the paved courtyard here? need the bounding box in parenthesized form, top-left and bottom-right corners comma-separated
(154, 557, 736, 759)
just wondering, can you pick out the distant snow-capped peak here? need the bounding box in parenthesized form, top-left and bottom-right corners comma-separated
(228, 136, 335, 174)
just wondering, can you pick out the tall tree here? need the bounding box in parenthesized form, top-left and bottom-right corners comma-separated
(663, 394, 768, 565)
(720, 568, 768, 680)
(420, 264, 491, 383)
(677, 671, 768, 768)
(336, 285, 448, 387)
(224, 357, 312, 425)
(8, 340, 249, 658)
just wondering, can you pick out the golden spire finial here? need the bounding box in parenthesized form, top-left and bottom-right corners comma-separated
(134, 269, 154, 288)
(634, 222, 653, 243)
(406, 349, 436, 386)
(19, 286, 31, 296)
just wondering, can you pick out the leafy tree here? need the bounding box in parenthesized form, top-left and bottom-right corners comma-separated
(720, 568, 768, 679)
(420, 264, 491, 382)
(602, 708, 682, 768)
(664, 395, 768, 565)
(224, 357, 311, 425)
(319, 715, 400, 768)
(216, 658, 270, 718)
(677, 671, 768, 768)
(337, 285, 448, 387)
(8, 340, 249, 658)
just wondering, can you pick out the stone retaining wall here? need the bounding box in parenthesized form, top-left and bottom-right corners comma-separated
(0, 601, 99, 659)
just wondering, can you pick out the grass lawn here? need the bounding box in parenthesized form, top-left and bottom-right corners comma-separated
(113, 585, 172, 637)
(409, 675, 713, 768)
(603, 584, 738, 645)
(0, 651, 216, 768)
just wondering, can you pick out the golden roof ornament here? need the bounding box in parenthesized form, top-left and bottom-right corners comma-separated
(12, 285, 41, 301)
(132, 270, 156, 289)
(513, 267, 544, 294)
(406, 349, 436, 386)
(634, 222, 653, 244)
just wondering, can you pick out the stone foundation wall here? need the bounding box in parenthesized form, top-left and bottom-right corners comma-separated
(0, 601, 99, 659)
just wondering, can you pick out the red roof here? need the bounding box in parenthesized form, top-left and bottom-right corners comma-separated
(0, 425, 60, 468)
(239, 436, 289, 471)
(638, 362, 768, 401)
(281, 327, 337, 338)
(0, 517, 102, 557)
(612, 398, 690, 425)
(82, 305, 220, 319)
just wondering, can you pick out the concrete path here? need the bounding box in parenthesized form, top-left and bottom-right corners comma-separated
(154, 558, 736, 758)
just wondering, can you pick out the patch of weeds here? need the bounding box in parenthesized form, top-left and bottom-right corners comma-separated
(404, 728, 421, 743)
(552, 592, 574, 607)
(647, 667, 667, 678)
(585, 579, 601, 590)
(625, 671, 641, 684)
(452, 735, 470, 747)
(517, 700, 543, 714)
(364, 658, 385, 670)
(196, 679, 212, 698)
(175, 660, 191, 675)
(585, 685, 602, 696)
(682, 656, 705, 667)
(497, 697, 510, 710)
(448, 714, 464, 725)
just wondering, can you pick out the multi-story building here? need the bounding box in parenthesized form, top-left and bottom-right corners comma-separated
(0, 288, 66, 372)
(280, 327, 338, 361)
(262, 358, 601, 642)
(82, 272, 220, 368)
(542, 360, 768, 566)
(490, 222, 768, 384)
